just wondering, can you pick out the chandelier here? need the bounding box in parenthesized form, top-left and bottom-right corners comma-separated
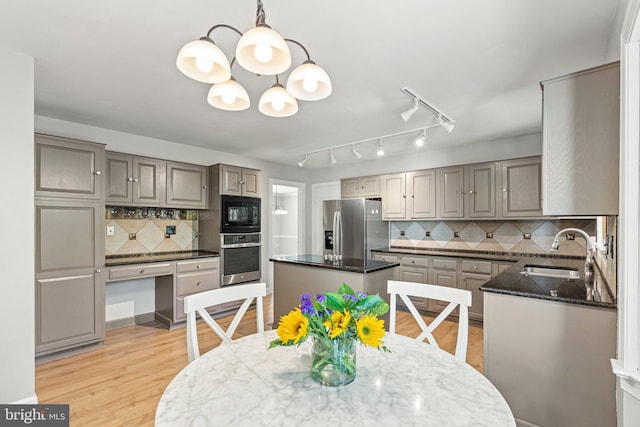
(176, 0, 332, 117)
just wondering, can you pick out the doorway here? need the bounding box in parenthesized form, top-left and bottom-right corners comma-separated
(269, 180, 305, 257)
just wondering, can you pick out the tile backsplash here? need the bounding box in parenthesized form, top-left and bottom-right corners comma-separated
(390, 219, 596, 257)
(105, 207, 199, 255)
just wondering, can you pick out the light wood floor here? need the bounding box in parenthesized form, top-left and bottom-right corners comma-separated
(35, 296, 483, 427)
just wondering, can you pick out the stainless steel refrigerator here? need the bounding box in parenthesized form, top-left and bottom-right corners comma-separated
(323, 199, 388, 259)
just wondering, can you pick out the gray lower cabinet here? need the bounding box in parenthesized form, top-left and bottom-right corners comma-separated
(105, 152, 163, 206)
(398, 255, 429, 309)
(34, 197, 105, 357)
(35, 134, 104, 200)
(154, 257, 220, 328)
(429, 257, 459, 313)
(166, 161, 208, 209)
(460, 260, 492, 322)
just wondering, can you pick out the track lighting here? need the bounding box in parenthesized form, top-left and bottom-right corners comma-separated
(401, 87, 456, 132)
(352, 144, 362, 159)
(415, 129, 426, 147)
(297, 154, 307, 167)
(376, 139, 384, 156)
(330, 149, 337, 164)
(401, 100, 420, 122)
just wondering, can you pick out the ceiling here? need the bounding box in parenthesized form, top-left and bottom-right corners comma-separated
(0, 0, 620, 168)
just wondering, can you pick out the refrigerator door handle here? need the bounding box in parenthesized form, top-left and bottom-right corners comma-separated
(336, 211, 342, 257)
(333, 211, 339, 256)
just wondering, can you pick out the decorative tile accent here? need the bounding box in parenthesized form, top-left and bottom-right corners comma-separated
(405, 222, 426, 241)
(459, 222, 486, 249)
(137, 221, 165, 251)
(174, 222, 194, 249)
(430, 222, 454, 248)
(531, 222, 561, 253)
(105, 216, 198, 255)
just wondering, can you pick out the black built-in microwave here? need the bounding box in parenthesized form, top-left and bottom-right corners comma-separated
(220, 195, 261, 233)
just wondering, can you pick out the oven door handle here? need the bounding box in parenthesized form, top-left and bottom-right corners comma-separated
(221, 243, 262, 249)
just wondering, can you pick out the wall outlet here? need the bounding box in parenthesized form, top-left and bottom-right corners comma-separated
(106, 226, 115, 236)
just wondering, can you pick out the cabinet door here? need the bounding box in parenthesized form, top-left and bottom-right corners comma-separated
(398, 268, 429, 309)
(220, 165, 243, 196)
(359, 176, 380, 198)
(35, 135, 104, 200)
(381, 173, 406, 219)
(407, 170, 436, 219)
(241, 168, 260, 197)
(461, 273, 490, 321)
(166, 162, 208, 208)
(542, 63, 619, 215)
(428, 269, 459, 313)
(36, 272, 104, 355)
(341, 178, 360, 198)
(438, 167, 465, 218)
(133, 157, 162, 205)
(105, 152, 132, 203)
(468, 163, 496, 218)
(501, 157, 543, 217)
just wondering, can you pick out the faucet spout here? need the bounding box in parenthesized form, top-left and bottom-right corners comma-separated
(551, 228, 595, 282)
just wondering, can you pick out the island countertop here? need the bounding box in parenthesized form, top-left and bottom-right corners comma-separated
(269, 254, 399, 274)
(480, 257, 616, 309)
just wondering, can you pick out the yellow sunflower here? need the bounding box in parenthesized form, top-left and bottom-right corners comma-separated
(276, 308, 309, 344)
(323, 309, 352, 338)
(356, 315, 385, 347)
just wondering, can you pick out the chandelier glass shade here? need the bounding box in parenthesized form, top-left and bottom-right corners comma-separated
(176, 0, 331, 117)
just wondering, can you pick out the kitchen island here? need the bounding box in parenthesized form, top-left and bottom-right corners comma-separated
(270, 255, 398, 326)
(480, 259, 616, 427)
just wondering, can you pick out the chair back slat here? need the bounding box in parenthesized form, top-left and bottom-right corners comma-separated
(184, 282, 267, 363)
(387, 280, 472, 363)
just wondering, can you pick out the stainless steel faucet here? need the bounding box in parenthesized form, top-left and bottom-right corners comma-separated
(551, 228, 595, 281)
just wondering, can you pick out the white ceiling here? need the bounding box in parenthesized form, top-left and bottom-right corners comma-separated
(0, 0, 620, 168)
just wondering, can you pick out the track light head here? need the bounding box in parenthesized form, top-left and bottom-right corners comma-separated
(297, 154, 307, 167)
(401, 100, 420, 122)
(376, 139, 384, 156)
(439, 115, 455, 133)
(415, 129, 426, 147)
(329, 149, 337, 164)
(352, 144, 362, 159)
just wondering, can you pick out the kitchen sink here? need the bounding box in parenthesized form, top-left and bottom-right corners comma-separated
(519, 265, 580, 280)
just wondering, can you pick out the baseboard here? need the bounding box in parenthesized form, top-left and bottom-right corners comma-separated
(11, 395, 38, 405)
(106, 312, 156, 331)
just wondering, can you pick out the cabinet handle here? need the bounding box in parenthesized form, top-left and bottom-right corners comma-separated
(127, 178, 133, 182)
(94, 171, 101, 176)
(196, 281, 202, 286)
(133, 178, 138, 182)
(95, 269, 101, 273)
(202, 185, 207, 189)
(239, 181, 245, 185)
(411, 260, 415, 264)
(468, 190, 474, 195)
(140, 269, 145, 274)
(473, 265, 478, 270)
(402, 194, 406, 198)
(503, 188, 508, 192)
(196, 264, 201, 269)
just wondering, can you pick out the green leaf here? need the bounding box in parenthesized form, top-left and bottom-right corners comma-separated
(324, 293, 345, 311)
(359, 295, 390, 315)
(338, 283, 355, 296)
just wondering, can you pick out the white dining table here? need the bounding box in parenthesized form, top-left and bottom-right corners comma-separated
(156, 330, 515, 427)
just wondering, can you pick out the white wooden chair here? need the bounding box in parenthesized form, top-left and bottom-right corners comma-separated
(184, 282, 267, 363)
(387, 280, 472, 363)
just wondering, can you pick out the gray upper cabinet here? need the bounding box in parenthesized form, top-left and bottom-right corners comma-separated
(541, 62, 620, 215)
(165, 161, 208, 209)
(407, 170, 436, 219)
(218, 164, 260, 197)
(105, 152, 163, 206)
(381, 173, 406, 219)
(35, 134, 104, 200)
(437, 166, 465, 218)
(500, 157, 543, 217)
(341, 176, 380, 199)
(467, 163, 496, 218)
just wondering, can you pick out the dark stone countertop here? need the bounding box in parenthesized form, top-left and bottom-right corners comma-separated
(106, 250, 219, 267)
(372, 246, 582, 263)
(480, 257, 616, 309)
(269, 254, 399, 274)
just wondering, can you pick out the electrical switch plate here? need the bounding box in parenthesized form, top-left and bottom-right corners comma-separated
(106, 226, 115, 236)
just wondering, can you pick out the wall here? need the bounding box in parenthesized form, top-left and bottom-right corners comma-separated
(0, 48, 36, 403)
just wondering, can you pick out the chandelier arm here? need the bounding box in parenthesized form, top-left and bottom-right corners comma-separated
(206, 24, 243, 39)
(284, 38, 311, 61)
(256, 0, 266, 26)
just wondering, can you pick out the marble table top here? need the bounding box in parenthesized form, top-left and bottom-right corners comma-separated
(156, 331, 515, 427)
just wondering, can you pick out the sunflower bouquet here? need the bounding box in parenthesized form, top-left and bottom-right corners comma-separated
(269, 283, 390, 386)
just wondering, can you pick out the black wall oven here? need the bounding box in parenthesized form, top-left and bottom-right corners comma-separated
(220, 233, 261, 286)
(220, 195, 261, 234)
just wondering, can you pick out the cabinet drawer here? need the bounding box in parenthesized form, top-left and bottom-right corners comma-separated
(401, 256, 428, 268)
(175, 296, 219, 321)
(108, 262, 172, 281)
(176, 258, 219, 274)
(461, 260, 492, 275)
(431, 257, 458, 270)
(176, 271, 217, 296)
(374, 253, 399, 263)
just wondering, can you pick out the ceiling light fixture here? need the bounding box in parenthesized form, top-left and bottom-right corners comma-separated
(177, 0, 331, 117)
(401, 87, 456, 132)
(415, 128, 427, 147)
(352, 144, 362, 159)
(273, 186, 288, 215)
(297, 154, 307, 168)
(401, 99, 420, 122)
(329, 149, 337, 164)
(376, 139, 385, 156)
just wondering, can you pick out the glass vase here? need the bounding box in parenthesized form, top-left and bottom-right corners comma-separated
(310, 338, 356, 386)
